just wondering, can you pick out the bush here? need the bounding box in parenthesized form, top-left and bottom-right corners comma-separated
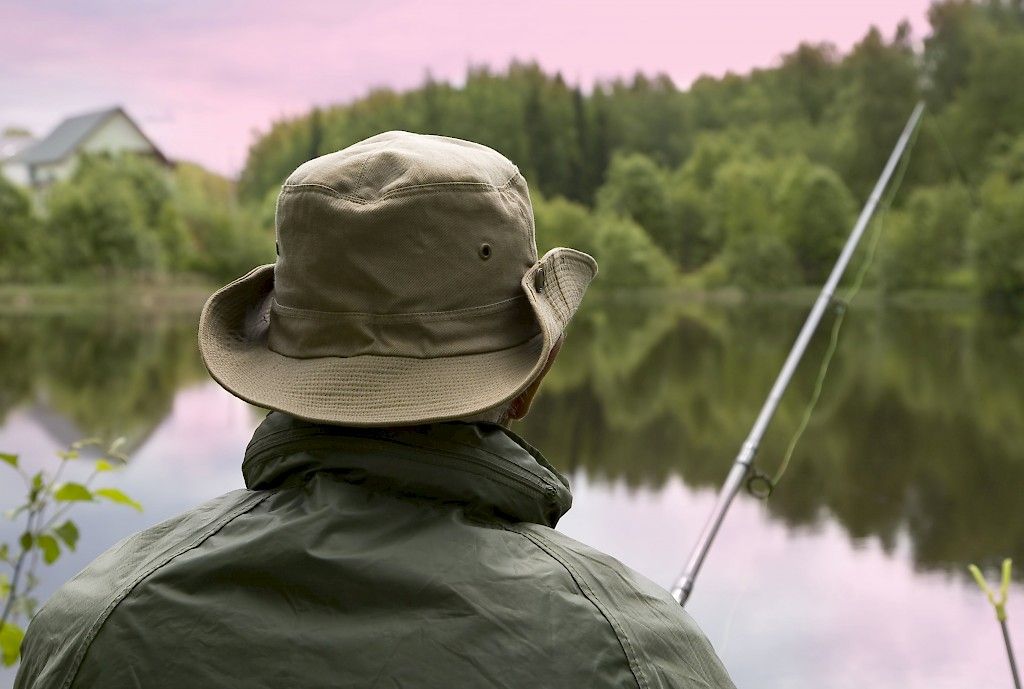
(0, 175, 42, 281)
(596, 153, 674, 254)
(173, 163, 274, 281)
(20, 156, 273, 283)
(595, 152, 721, 273)
(533, 194, 678, 288)
(665, 178, 717, 271)
(722, 231, 801, 291)
(775, 160, 855, 282)
(707, 158, 778, 243)
(44, 156, 169, 279)
(880, 183, 972, 291)
(970, 174, 1024, 306)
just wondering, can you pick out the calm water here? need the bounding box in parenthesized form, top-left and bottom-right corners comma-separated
(1, 296, 1022, 688)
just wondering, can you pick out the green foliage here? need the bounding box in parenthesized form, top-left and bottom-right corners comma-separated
(0, 438, 141, 668)
(532, 195, 678, 288)
(596, 152, 721, 272)
(836, 24, 921, 198)
(665, 179, 717, 270)
(948, 15, 1024, 172)
(52, 483, 93, 502)
(679, 133, 741, 191)
(1, 622, 23, 667)
(241, 63, 576, 204)
(989, 133, 1024, 184)
(970, 173, 1024, 306)
(776, 42, 842, 123)
(708, 158, 779, 241)
(722, 231, 801, 291)
(775, 160, 856, 282)
(923, 0, 977, 108)
(94, 488, 143, 511)
(881, 183, 972, 290)
(43, 155, 169, 279)
(173, 163, 274, 281)
(8, 156, 271, 284)
(596, 153, 672, 251)
(53, 521, 79, 551)
(0, 176, 43, 281)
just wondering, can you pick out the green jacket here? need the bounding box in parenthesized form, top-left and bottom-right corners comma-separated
(16, 413, 734, 689)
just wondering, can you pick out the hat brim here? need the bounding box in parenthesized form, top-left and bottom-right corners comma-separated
(198, 248, 597, 426)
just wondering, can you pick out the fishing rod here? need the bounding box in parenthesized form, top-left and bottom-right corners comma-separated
(672, 101, 926, 607)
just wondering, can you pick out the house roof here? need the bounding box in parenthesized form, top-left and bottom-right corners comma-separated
(12, 106, 166, 166)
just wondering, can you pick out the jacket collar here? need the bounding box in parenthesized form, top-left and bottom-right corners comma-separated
(241, 412, 573, 527)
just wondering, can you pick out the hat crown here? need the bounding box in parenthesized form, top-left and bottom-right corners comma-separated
(270, 131, 540, 359)
(285, 130, 522, 200)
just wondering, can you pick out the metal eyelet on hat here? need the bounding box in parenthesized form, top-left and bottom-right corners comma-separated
(478, 243, 492, 260)
(534, 266, 545, 292)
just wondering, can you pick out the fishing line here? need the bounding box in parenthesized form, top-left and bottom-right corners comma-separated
(674, 102, 925, 607)
(716, 115, 925, 655)
(746, 115, 923, 499)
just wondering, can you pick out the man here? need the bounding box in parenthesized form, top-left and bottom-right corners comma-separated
(16, 132, 735, 688)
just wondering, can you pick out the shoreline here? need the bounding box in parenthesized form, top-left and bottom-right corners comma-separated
(0, 282, 216, 314)
(0, 281, 984, 315)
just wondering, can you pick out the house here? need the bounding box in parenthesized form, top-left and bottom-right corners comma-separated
(2, 106, 169, 189)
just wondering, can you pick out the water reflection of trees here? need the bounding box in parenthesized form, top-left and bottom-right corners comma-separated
(0, 313, 206, 447)
(0, 301, 1020, 579)
(519, 298, 1024, 579)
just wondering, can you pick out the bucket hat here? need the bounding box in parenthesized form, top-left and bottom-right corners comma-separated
(199, 131, 597, 426)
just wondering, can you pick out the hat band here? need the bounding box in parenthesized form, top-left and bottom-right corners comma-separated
(267, 295, 540, 359)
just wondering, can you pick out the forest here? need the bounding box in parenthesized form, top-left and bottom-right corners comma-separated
(2, 0, 1022, 305)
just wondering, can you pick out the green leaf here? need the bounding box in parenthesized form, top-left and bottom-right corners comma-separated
(29, 472, 45, 501)
(54, 520, 79, 551)
(94, 488, 142, 511)
(95, 460, 114, 472)
(0, 453, 17, 469)
(53, 482, 93, 502)
(56, 450, 79, 461)
(35, 534, 60, 564)
(0, 572, 10, 598)
(18, 532, 32, 551)
(0, 543, 8, 561)
(1, 621, 24, 667)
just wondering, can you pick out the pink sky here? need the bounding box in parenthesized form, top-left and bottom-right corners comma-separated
(1, 0, 932, 176)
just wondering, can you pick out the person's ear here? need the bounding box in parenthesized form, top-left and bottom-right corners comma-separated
(507, 337, 563, 421)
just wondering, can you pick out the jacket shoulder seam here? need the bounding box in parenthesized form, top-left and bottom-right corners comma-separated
(503, 524, 649, 689)
(61, 490, 272, 689)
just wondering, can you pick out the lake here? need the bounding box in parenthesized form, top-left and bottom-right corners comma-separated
(1, 294, 1021, 688)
